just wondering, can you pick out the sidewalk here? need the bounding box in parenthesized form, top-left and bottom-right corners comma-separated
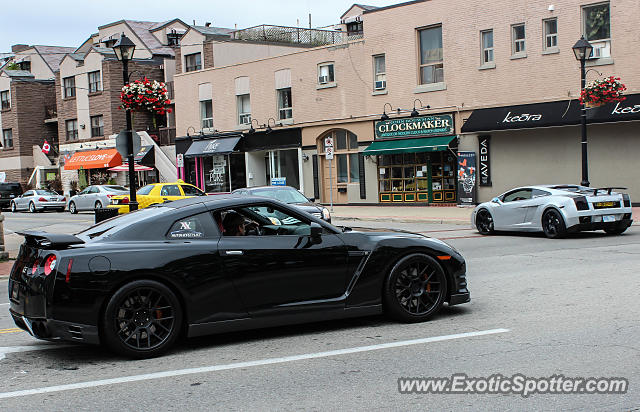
(330, 205, 473, 225)
(0, 259, 14, 278)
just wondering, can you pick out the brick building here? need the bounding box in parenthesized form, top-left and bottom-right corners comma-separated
(0, 45, 75, 187)
(173, 0, 640, 204)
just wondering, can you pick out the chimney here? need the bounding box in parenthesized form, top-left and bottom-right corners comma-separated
(12, 44, 30, 53)
(205, 22, 211, 27)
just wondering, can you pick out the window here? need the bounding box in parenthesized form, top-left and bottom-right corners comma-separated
(481, 30, 494, 64)
(160, 185, 181, 196)
(373, 55, 386, 90)
(167, 31, 182, 46)
(90, 115, 103, 137)
(325, 130, 359, 184)
(200, 100, 213, 129)
(583, 2, 610, 41)
(346, 21, 363, 36)
(237, 94, 251, 125)
(63, 76, 76, 98)
(502, 189, 532, 202)
(543, 18, 558, 50)
(18, 61, 30, 71)
(277, 88, 292, 120)
(511, 24, 526, 55)
(180, 185, 206, 196)
(0, 91, 9, 110)
(418, 26, 444, 84)
(137, 185, 154, 195)
(2, 129, 13, 149)
(317, 63, 335, 84)
(88, 71, 101, 93)
(185, 53, 202, 72)
(218, 205, 312, 237)
(167, 212, 216, 239)
(65, 119, 78, 141)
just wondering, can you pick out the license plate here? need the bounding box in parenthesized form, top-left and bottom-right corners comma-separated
(596, 201, 615, 207)
(603, 215, 616, 222)
(11, 282, 19, 300)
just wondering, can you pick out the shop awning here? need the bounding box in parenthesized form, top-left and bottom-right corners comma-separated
(108, 164, 154, 172)
(185, 136, 241, 157)
(134, 145, 154, 164)
(64, 148, 122, 170)
(363, 136, 455, 155)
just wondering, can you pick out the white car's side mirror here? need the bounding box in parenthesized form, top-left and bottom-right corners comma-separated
(491, 197, 501, 204)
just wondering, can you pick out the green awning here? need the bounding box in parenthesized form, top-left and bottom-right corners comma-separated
(363, 136, 455, 155)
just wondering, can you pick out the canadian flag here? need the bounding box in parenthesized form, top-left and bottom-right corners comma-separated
(42, 140, 51, 154)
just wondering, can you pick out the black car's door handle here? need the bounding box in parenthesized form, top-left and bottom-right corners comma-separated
(224, 250, 243, 255)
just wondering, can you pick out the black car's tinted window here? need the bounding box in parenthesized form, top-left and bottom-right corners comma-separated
(503, 189, 532, 202)
(167, 212, 218, 239)
(76, 207, 171, 241)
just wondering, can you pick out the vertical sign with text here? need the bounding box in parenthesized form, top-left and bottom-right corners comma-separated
(457, 151, 477, 205)
(478, 135, 491, 186)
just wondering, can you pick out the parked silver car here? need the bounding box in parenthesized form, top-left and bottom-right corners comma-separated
(68, 185, 129, 213)
(10, 189, 66, 213)
(472, 185, 633, 238)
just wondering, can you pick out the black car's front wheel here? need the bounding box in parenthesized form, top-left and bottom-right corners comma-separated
(102, 280, 183, 359)
(383, 254, 447, 322)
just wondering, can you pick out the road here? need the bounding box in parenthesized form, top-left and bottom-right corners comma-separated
(0, 213, 639, 410)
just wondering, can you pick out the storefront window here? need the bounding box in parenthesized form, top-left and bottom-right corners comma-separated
(268, 149, 299, 189)
(336, 154, 348, 183)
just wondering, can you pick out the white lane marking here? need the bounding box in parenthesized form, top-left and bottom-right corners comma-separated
(0, 328, 509, 399)
(0, 344, 71, 361)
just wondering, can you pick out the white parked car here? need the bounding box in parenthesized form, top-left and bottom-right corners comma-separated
(68, 185, 129, 213)
(472, 185, 633, 238)
(10, 189, 66, 213)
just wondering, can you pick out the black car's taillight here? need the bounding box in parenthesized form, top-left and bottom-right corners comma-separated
(622, 194, 631, 207)
(573, 196, 589, 211)
(43, 254, 57, 276)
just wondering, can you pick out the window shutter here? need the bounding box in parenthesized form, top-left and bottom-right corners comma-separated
(312, 154, 320, 200)
(358, 153, 366, 199)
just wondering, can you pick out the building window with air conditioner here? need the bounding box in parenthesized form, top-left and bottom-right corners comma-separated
(373, 55, 386, 91)
(317, 63, 335, 87)
(237, 94, 251, 126)
(583, 2, 610, 60)
(200, 100, 213, 129)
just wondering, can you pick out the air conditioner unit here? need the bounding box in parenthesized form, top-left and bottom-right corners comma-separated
(318, 76, 329, 84)
(589, 41, 611, 59)
(375, 80, 386, 90)
(239, 114, 251, 125)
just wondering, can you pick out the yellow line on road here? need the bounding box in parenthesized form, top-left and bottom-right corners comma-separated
(0, 328, 24, 334)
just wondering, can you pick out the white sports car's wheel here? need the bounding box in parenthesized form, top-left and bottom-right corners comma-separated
(475, 209, 494, 235)
(29, 202, 37, 213)
(542, 209, 566, 239)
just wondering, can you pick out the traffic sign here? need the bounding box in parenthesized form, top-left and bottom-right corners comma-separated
(325, 146, 334, 160)
(176, 153, 184, 168)
(116, 130, 141, 159)
(324, 136, 334, 147)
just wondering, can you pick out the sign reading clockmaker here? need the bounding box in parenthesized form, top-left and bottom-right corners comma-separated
(375, 115, 454, 139)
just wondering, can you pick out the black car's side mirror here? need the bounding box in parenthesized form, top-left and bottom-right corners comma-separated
(310, 222, 322, 238)
(308, 197, 315, 202)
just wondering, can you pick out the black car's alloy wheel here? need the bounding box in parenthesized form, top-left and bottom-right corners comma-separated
(384, 253, 447, 322)
(476, 209, 494, 235)
(103, 280, 182, 358)
(542, 209, 566, 239)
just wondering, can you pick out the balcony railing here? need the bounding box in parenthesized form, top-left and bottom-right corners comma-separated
(44, 105, 57, 120)
(152, 127, 176, 146)
(231, 25, 357, 47)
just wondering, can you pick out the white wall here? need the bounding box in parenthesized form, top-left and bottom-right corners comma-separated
(245, 151, 267, 187)
(213, 41, 307, 68)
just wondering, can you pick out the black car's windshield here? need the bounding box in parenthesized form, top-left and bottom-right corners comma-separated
(104, 185, 128, 192)
(76, 207, 170, 241)
(250, 188, 309, 204)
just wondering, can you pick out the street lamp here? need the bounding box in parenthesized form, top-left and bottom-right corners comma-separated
(572, 36, 593, 187)
(112, 34, 138, 211)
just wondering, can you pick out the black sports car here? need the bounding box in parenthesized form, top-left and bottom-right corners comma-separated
(8, 195, 470, 358)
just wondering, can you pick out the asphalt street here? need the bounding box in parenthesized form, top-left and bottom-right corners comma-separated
(0, 213, 639, 411)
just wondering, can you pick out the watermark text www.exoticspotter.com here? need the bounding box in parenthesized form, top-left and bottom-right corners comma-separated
(398, 374, 628, 398)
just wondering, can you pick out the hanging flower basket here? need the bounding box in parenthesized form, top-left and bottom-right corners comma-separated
(579, 76, 626, 107)
(120, 77, 172, 116)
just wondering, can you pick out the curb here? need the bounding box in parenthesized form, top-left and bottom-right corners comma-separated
(332, 216, 470, 225)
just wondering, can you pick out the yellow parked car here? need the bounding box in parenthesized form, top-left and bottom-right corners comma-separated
(108, 180, 207, 214)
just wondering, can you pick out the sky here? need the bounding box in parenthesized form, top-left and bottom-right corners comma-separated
(0, 0, 395, 54)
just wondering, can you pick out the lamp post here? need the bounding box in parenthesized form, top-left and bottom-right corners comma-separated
(572, 36, 593, 187)
(112, 34, 138, 211)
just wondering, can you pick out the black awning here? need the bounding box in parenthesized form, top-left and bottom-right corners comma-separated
(241, 128, 301, 152)
(461, 100, 580, 133)
(461, 93, 640, 133)
(184, 136, 241, 157)
(134, 145, 154, 165)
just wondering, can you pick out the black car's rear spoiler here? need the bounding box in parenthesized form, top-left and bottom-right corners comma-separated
(16, 231, 84, 249)
(592, 187, 627, 196)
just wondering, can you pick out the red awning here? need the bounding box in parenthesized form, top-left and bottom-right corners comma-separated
(64, 149, 122, 170)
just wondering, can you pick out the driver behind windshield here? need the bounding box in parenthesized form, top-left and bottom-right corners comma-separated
(222, 212, 246, 236)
